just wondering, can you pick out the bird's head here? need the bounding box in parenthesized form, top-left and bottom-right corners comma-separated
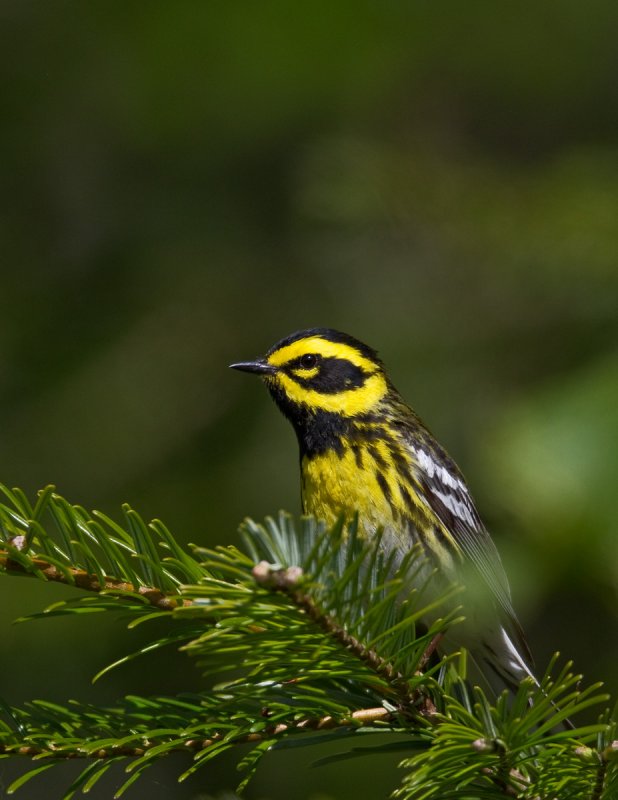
(230, 328, 389, 422)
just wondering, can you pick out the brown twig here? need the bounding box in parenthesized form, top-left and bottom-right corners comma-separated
(0, 550, 189, 610)
(0, 707, 392, 760)
(417, 632, 444, 672)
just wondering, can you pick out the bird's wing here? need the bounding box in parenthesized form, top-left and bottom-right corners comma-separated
(388, 404, 534, 678)
(405, 437, 528, 639)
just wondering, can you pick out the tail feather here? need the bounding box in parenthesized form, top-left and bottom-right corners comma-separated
(491, 626, 538, 690)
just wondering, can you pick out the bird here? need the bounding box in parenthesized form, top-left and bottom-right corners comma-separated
(230, 327, 536, 693)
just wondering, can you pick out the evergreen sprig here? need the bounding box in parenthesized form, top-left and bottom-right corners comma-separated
(0, 485, 615, 799)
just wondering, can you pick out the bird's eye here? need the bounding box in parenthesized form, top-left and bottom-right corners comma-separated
(300, 353, 318, 369)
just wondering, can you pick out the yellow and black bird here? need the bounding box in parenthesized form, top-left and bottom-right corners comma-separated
(231, 328, 535, 691)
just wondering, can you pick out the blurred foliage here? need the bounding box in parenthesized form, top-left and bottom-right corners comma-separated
(1, 1, 617, 797)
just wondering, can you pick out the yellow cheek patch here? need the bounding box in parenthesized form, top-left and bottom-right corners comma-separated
(276, 371, 387, 416)
(267, 337, 377, 374)
(290, 366, 320, 380)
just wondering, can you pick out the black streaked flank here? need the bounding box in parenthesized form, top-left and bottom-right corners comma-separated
(398, 483, 417, 517)
(367, 443, 388, 470)
(351, 444, 364, 469)
(375, 470, 393, 509)
(355, 412, 384, 426)
(390, 447, 412, 483)
(353, 424, 390, 442)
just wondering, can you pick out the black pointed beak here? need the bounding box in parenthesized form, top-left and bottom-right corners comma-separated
(229, 359, 276, 376)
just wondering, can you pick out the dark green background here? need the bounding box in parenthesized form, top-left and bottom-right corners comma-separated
(1, 2, 617, 798)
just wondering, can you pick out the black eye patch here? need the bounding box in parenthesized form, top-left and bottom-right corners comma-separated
(287, 356, 370, 393)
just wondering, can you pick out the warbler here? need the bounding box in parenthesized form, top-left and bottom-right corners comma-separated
(231, 328, 535, 691)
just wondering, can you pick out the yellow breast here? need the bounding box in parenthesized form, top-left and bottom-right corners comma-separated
(301, 440, 410, 533)
(300, 438, 458, 572)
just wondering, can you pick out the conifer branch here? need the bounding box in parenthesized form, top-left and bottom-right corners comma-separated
(252, 561, 433, 717)
(0, 486, 616, 798)
(0, 706, 393, 760)
(0, 550, 187, 610)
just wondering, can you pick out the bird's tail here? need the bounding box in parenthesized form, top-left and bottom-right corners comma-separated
(476, 626, 574, 730)
(481, 625, 538, 693)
